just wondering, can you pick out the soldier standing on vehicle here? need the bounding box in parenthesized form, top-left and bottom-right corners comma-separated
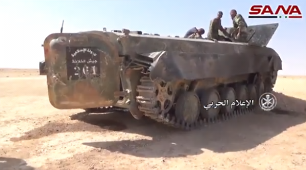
(207, 11, 231, 41)
(230, 9, 248, 42)
(184, 27, 205, 38)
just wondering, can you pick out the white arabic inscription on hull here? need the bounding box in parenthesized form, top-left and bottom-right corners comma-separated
(70, 48, 99, 76)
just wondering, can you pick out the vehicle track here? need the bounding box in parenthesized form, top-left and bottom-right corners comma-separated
(136, 76, 260, 130)
(85, 73, 273, 131)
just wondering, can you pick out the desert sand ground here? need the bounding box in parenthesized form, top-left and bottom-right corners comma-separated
(0, 69, 306, 170)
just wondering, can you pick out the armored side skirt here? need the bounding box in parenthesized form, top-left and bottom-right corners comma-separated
(149, 49, 282, 82)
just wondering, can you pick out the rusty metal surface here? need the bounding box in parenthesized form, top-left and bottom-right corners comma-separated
(43, 27, 282, 110)
(44, 32, 121, 109)
(219, 23, 279, 46)
(115, 33, 281, 81)
(247, 23, 279, 46)
(149, 48, 281, 82)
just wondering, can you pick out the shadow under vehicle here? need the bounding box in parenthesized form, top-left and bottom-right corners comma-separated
(39, 22, 281, 130)
(0, 157, 35, 170)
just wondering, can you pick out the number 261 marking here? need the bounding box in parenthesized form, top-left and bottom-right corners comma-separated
(74, 65, 97, 76)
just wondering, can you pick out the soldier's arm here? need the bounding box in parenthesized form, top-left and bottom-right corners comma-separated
(217, 20, 229, 36)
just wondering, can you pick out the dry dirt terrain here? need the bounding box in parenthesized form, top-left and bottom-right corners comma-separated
(1, 69, 306, 170)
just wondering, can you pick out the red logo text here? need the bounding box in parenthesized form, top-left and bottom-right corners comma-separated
(249, 5, 302, 18)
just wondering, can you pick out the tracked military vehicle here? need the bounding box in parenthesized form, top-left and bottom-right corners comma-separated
(40, 23, 281, 130)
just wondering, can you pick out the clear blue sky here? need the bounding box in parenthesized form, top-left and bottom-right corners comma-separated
(0, 0, 305, 75)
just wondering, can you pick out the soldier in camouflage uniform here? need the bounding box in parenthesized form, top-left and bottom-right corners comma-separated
(188, 32, 203, 39)
(230, 9, 248, 42)
(207, 11, 231, 41)
(184, 27, 205, 39)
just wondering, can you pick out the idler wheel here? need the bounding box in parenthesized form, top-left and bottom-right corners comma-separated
(175, 91, 200, 124)
(235, 85, 248, 109)
(200, 89, 221, 119)
(220, 87, 236, 113)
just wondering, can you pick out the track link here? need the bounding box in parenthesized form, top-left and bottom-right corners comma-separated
(84, 106, 128, 113)
(136, 76, 255, 130)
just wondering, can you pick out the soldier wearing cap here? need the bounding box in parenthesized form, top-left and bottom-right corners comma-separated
(207, 11, 230, 41)
(230, 9, 248, 42)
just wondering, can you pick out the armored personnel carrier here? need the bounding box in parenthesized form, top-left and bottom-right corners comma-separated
(40, 23, 281, 130)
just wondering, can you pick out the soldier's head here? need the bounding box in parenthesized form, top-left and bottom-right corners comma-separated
(197, 28, 205, 35)
(217, 11, 223, 19)
(230, 9, 237, 19)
